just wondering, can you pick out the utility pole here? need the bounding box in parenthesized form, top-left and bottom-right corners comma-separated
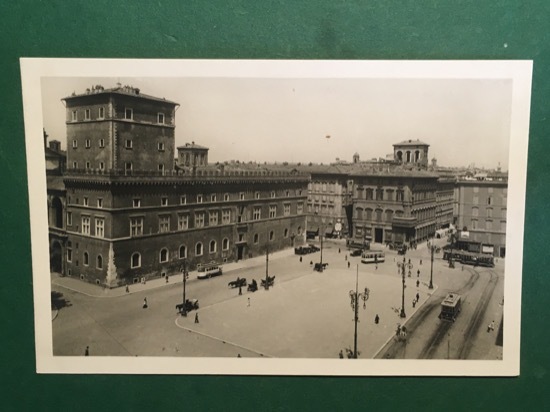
(429, 245, 434, 289)
(181, 260, 188, 316)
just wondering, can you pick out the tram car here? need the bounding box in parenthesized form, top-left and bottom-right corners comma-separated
(443, 250, 495, 268)
(439, 293, 461, 322)
(361, 250, 385, 264)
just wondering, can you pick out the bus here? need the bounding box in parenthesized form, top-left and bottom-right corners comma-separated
(361, 250, 385, 264)
(439, 293, 461, 322)
(197, 263, 223, 279)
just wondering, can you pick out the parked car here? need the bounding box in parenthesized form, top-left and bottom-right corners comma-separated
(350, 249, 363, 257)
(176, 298, 199, 313)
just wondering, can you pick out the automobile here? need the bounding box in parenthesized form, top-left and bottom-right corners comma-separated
(176, 298, 199, 314)
(397, 245, 407, 255)
(308, 244, 321, 252)
(350, 249, 363, 257)
(197, 264, 223, 279)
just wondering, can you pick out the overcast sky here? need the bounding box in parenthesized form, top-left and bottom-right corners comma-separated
(41, 76, 512, 170)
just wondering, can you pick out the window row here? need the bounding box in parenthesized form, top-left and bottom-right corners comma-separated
(129, 193, 304, 208)
(358, 187, 405, 202)
(79, 216, 105, 237)
(70, 108, 166, 124)
(66, 250, 103, 269)
(71, 139, 165, 152)
(130, 239, 230, 268)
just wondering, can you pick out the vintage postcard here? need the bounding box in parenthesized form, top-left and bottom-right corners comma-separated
(21, 59, 531, 375)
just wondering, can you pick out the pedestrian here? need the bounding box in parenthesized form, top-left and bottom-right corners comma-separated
(417, 269, 420, 277)
(125, 285, 129, 293)
(345, 254, 348, 261)
(339, 248, 341, 254)
(166, 275, 169, 283)
(247, 297, 251, 307)
(85, 346, 89, 356)
(195, 312, 199, 324)
(420, 259, 422, 265)
(300, 256, 302, 263)
(416, 280, 420, 288)
(339, 350, 344, 359)
(347, 261, 350, 269)
(375, 264, 378, 270)
(237, 354, 241, 358)
(487, 320, 495, 332)
(143, 297, 148, 309)
(239, 285, 242, 295)
(412, 299, 416, 308)
(310, 260, 313, 265)
(416, 292, 420, 301)
(375, 314, 379, 324)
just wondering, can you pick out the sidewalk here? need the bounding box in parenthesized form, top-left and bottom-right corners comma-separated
(51, 247, 295, 298)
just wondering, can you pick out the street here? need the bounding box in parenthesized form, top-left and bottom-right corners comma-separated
(52, 238, 504, 359)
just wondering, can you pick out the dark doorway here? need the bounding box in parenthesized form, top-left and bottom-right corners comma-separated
(52, 197, 63, 228)
(237, 245, 244, 260)
(500, 247, 506, 258)
(374, 228, 383, 243)
(50, 241, 62, 273)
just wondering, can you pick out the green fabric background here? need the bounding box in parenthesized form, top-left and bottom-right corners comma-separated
(1, 1, 549, 410)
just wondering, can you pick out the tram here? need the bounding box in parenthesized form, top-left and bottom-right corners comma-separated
(361, 250, 385, 264)
(443, 250, 495, 267)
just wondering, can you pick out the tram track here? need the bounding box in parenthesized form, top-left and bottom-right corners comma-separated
(457, 269, 499, 359)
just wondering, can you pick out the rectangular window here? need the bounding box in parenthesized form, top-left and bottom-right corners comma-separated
(487, 196, 492, 205)
(240, 192, 245, 200)
(84, 109, 90, 120)
(81, 216, 90, 235)
(130, 217, 143, 236)
(271, 191, 276, 198)
(85, 139, 91, 148)
(180, 195, 186, 205)
(99, 138, 105, 148)
(158, 164, 165, 174)
(159, 215, 170, 233)
(85, 161, 90, 169)
(222, 209, 231, 224)
(125, 139, 133, 149)
(158, 113, 165, 124)
(284, 203, 291, 216)
(255, 192, 260, 199)
(471, 219, 478, 230)
(486, 220, 493, 230)
(95, 218, 104, 238)
(500, 220, 506, 232)
(253, 206, 261, 220)
(178, 214, 189, 230)
(67, 212, 72, 226)
(224, 193, 229, 201)
(83, 197, 88, 206)
(125, 108, 133, 120)
(72, 161, 78, 169)
(472, 207, 479, 217)
(67, 249, 72, 262)
(71, 111, 77, 121)
(211, 194, 217, 202)
(269, 205, 277, 218)
(158, 142, 165, 151)
(98, 107, 105, 119)
(133, 198, 141, 208)
(473, 196, 479, 205)
(487, 208, 493, 218)
(125, 162, 132, 172)
(99, 162, 105, 170)
(197, 194, 203, 203)
(161, 197, 168, 206)
(195, 212, 205, 228)
(72, 139, 77, 148)
(209, 211, 218, 226)
(97, 198, 103, 208)
(397, 190, 404, 202)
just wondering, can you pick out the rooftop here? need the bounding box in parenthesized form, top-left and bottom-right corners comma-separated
(62, 84, 179, 106)
(393, 139, 430, 147)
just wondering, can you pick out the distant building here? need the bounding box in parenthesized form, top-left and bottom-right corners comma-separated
(455, 178, 508, 257)
(177, 142, 209, 168)
(393, 139, 430, 169)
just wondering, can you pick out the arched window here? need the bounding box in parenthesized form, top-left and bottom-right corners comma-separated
(396, 151, 403, 162)
(385, 210, 394, 222)
(159, 248, 169, 263)
(96, 255, 103, 269)
(269, 231, 274, 241)
(83, 252, 89, 266)
(222, 238, 229, 251)
(284, 228, 289, 238)
(195, 242, 203, 256)
(209, 240, 217, 253)
(415, 150, 420, 162)
(297, 226, 302, 235)
(179, 245, 187, 259)
(131, 252, 141, 268)
(406, 151, 411, 162)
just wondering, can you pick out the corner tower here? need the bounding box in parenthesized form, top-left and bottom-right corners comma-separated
(393, 139, 429, 169)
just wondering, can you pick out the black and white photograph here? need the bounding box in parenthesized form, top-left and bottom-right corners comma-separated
(21, 59, 531, 376)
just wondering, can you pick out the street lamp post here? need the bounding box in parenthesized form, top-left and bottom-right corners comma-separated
(265, 232, 269, 290)
(448, 232, 455, 269)
(429, 245, 435, 289)
(180, 260, 188, 317)
(396, 257, 412, 318)
(314, 211, 324, 272)
(349, 264, 369, 359)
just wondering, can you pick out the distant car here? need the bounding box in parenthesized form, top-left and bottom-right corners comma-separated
(397, 245, 407, 255)
(308, 244, 321, 252)
(350, 249, 362, 257)
(197, 264, 223, 279)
